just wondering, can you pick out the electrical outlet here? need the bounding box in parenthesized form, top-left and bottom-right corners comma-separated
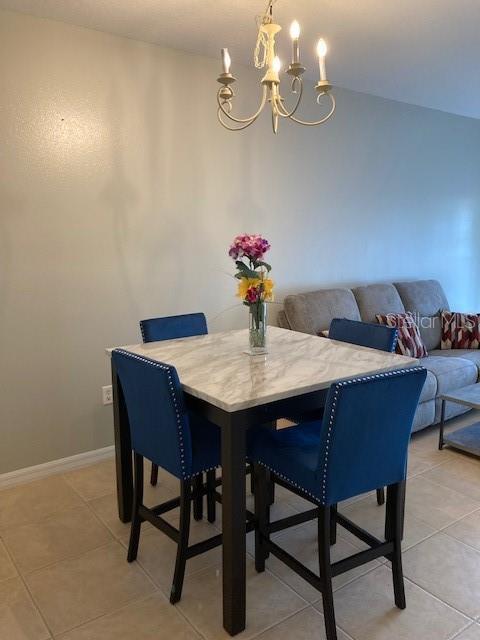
(102, 385, 113, 405)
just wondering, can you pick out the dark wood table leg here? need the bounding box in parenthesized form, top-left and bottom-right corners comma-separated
(111, 359, 133, 523)
(221, 418, 247, 636)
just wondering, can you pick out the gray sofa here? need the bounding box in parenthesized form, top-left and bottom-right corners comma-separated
(278, 280, 480, 432)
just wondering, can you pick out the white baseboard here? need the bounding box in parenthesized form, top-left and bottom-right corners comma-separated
(0, 446, 115, 490)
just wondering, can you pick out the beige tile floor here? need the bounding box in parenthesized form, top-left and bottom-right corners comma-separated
(1, 413, 480, 639)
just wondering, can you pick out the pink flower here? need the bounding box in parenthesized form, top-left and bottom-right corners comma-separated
(228, 234, 271, 262)
(245, 285, 260, 304)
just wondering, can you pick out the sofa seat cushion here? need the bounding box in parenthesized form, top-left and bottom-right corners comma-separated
(434, 398, 470, 424)
(421, 355, 478, 395)
(353, 284, 405, 323)
(284, 288, 360, 335)
(430, 349, 480, 374)
(412, 400, 435, 433)
(418, 371, 437, 403)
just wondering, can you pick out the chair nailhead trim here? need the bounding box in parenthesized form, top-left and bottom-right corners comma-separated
(258, 366, 425, 505)
(140, 322, 146, 342)
(321, 366, 424, 501)
(258, 460, 322, 503)
(115, 349, 191, 479)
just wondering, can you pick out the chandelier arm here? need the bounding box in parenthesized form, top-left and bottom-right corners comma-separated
(217, 85, 268, 124)
(271, 109, 279, 134)
(288, 92, 336, 126)
(275, 79, 304, 118)
(217, 108, 261, 131)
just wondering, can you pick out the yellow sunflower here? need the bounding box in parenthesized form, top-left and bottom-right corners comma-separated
(237, 278, 260, 299)
(262, 278, 275, 301)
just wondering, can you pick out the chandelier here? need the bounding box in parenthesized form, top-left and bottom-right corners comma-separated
(216, 0, 335, 134)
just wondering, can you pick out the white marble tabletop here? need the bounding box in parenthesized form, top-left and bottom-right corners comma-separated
(107, 327, 418, 412)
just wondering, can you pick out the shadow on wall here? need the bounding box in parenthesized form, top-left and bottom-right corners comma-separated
(0, 186, 19, 350)
(100, 81, 140, 318)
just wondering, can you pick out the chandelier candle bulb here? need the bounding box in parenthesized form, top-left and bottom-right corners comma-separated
(272, 56, 282, 73)
(221, 48, 231, 74)
(317, 38, 328, 80)
(290, 20, 300, 63)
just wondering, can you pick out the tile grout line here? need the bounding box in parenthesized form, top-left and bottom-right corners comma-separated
(400, 571, 477, 624)
(1, 531, 55, 640)
(448, 621, 479, 640)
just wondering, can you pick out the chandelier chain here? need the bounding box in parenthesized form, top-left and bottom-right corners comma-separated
(254, 0, 278, 68)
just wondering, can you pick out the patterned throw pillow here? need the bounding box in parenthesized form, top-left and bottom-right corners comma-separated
(376, 312, 428, 358)
(441, 311, 480, 349)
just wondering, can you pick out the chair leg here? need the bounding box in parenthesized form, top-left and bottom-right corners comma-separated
(206, 469, 216, 523)
(193, 474, 203, 521)
(385, 481, 406, 610)
(267, 472, 275, 506)
(329, 504, 337, 545)
(318, 505, 338, 640)
(249, 463, 255, 494)
(170, 479, 192, 604)
(376, 487, 385, 506)
(127, 453, 144, 562)
(253, 463, 270, 573)
(150, 463, 159, 487)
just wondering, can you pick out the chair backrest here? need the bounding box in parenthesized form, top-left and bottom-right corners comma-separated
(329, 318, 398, 353)
(112, 349, 193, 480)
(318, 367, 427, 505)
(140, 313, 207, 343)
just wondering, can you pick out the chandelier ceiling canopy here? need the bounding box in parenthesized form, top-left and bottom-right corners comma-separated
(216, 0, 336, 134)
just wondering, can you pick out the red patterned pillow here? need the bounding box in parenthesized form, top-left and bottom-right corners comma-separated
(441, 311, 480, 349)
(376, 312, 428, 358)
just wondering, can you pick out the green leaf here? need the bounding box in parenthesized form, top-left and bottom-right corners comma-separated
(255, 260, 271, 272)
(236, 268, 259, 279)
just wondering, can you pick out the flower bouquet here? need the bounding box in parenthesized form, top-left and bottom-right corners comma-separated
(229, 234, 274, 354)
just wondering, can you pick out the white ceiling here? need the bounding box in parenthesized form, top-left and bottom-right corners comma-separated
(2, 0, 480, 119)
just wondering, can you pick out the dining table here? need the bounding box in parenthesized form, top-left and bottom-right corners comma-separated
(107, 326, 417, 636)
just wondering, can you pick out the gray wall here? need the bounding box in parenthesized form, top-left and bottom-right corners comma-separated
(1, 10, 480, 473)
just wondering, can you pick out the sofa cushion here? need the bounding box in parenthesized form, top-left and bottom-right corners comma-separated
(418, 371, 437, 403)
(394, 280, 449, 316)
(421, 355, 478, 395)
(430, 348, 480, 374)
(394, 280, 449, 351)
(417, 316, 442, 352)
(353, 284, 405, 323)
(284, 288, 360, 335)
(434, 398, 471, 423)
(277, 310, 291, 330)
(412, 400, 435, 433)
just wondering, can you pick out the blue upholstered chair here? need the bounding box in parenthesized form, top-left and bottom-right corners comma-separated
(112, 349, 222, 604)
(329, 318, 398, 352)
(330, 318, 398, 506)
(140, 313, 215, 522)
(251, 366, 427, 640)
(140, 313, 208, 344)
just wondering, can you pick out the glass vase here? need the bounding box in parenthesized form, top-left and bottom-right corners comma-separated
(249, 301, 267, 354)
